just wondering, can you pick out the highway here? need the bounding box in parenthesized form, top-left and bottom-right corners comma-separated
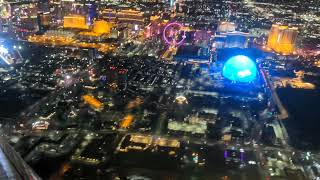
(260, 68, 288, 120)
(259, 66, 290, 148)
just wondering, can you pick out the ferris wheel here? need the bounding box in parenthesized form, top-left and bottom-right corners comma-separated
(163, 22, 186, 46)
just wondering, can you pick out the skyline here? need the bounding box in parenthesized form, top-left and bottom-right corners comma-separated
(0, 0, 319, 180)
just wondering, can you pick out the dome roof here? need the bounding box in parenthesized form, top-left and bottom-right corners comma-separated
(222, 55, 257, 83)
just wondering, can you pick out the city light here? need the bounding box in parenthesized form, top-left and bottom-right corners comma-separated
(134, 24, 139, 31)
(0, 54, 10, 65)
(0, 1, 319, 179)
(163, 22, 186, 46)
(0, 46, 10, 65)
(222, 55, 257, 83)
(267, 24, 298, 55)
(170, 0, 175, 7)
(0, 46, 8, 54)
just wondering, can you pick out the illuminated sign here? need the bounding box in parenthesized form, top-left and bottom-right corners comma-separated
(163, 22, 186, 46)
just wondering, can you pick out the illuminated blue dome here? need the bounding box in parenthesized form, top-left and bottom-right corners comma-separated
(222, 55, 257, 83)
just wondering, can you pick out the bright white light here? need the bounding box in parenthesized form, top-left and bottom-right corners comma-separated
(237, 69, 252, 78)
(248, 161, 256, 165)
(0, 46, 8, 54)
(134, 24, 139, 31)
(13, 45, 17, 49)
(65, 75, 71, 79)
(0, 54, 11, 65)
(18, 46, 22, 50)
(170, 0, 175, 7)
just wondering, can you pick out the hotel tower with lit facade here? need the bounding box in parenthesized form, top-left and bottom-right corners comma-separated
(267, 24, 298, 55)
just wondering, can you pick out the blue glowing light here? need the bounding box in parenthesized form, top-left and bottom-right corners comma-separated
(170, 0, 175, 7)
(222, 55, 257, 83)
